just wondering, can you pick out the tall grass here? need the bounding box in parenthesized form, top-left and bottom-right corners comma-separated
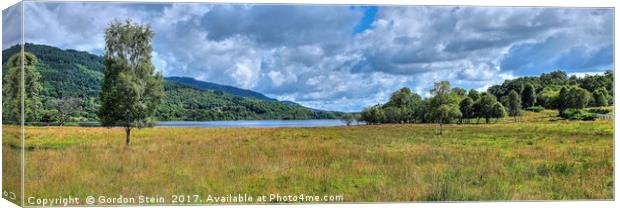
(2, 125, 22, 205)
(2, 111, 613, 203)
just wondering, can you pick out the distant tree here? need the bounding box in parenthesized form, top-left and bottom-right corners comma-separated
(414, 100, 430, 123)
(592, 88, 609, 107)
(536, 87, 560, 108)
(371, 106, 386, 124)
(474, 93, 499, 124)
(431, 81, 451, 96)
(459, 97, 474, 123)
(383, 106, 402, 123)
(385, 87, 413, 107)
(2, 52, 42, 123)
(99, 19, 164, 145)
(428, 81, 461, 133)
(432, 104, 462, 134)
(566, 86, 591, 110)
(340, 114, 355, 126)
(521, 83, 536, 108)
(468, 89, 480, 101)
(506, 90, 522, 122)
(579, 74, 612, 93)
(487, 85, 504, 99)
(491, 102, 507, 122)
(499, 96, 510, 110)
(451, 87, 467, 96)
(360, 105, 385, 125)
(555, 86, 570, 115)
(47, 97, 82, 125)
(382, 87, 423, 123)
(556, 86, 590, 116)
(540, 70, 568, 86)
(352, 114, 362, 124)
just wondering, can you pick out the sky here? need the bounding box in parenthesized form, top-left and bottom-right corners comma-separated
(2, 2, 614, 112)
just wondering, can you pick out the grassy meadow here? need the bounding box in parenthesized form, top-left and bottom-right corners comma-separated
(2, 110, 613, 204)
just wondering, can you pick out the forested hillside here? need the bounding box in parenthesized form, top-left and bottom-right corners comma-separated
(166, 76, 274, 101)
(1, 43, 339, 123)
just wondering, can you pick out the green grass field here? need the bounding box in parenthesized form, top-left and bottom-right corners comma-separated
(2, 110, 613, 204)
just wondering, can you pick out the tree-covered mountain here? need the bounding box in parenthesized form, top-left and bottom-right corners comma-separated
(2, 43, 340, 122)
(165, 76, 274, 101)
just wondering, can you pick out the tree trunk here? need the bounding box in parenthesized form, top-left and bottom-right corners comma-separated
(439, 123, 443, 135)
(125, 127, 131, 146)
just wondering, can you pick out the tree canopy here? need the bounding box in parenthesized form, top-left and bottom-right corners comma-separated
(98, 19, 164, 145)
(2, 52, 42, 123)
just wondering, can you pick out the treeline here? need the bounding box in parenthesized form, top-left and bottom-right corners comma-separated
(157, 81, 341, 121)
(2, 44, 341, 124)
(359, 70, 613, 126)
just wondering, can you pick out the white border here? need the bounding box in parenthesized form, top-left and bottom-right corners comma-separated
(0, 0, 617, 208)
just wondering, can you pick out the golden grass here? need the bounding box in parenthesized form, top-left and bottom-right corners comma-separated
(2, 111, 614, 204)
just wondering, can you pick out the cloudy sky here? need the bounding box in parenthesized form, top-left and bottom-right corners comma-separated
(2, 2, 614, 112)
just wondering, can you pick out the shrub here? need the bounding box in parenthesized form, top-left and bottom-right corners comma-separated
(561, 109, 597, 121)
(587, 108, 611, 114)
(525, 106, 544, 112)
(580, 113, 598, 121)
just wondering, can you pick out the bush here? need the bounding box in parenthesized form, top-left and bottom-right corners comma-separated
(587, 108, 611, 114)
(580, 113, 598, 121)
(561, 109, 597, 121)
(525, 106, 544, 112)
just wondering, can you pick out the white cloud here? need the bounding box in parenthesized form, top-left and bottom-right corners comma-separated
(15, 2, 613, 112)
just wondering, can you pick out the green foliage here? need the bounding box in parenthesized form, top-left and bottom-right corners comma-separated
(556, 86, 591, 115)
(429, 81, 461, 124)
(98, 19, 164, 144)
(587, 108, 611, 114)
(340, 114, 355, 126)
(487, 70, 611, 111)
(506, 90, 522, 120)
(473, 93, 502, 124)
(2, 52, 42, 123)
(491, 102, 507, 121)
(433, 104, 462, 124)
(578, 72, 613, 94)
(592, 88, 609, 107)
(451, 87, 467, 96)
(459, 97, 474, 122)
(156, 81, 339, 121)
(45, 97, 82, 125)
(561, 109, 597, 121)
(536, 87, 560, 108)
(166, 76, 273, 100)
(521, 83, 536, 108)
(524, 106, 544, 112)
(3, 43, 104, 99)
(431, 81, 451, 96)
(468, 89, 480, 101)
(360, 105, 385, 125)
(540, 70, 569, 86)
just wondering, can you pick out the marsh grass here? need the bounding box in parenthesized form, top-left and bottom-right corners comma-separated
(2, 111, 613, 203)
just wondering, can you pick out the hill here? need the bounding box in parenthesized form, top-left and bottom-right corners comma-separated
(165, 76, 274, 101)
(1, 43, 339, 122)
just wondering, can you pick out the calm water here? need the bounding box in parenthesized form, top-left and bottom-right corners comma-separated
(156, 119, 362, 128)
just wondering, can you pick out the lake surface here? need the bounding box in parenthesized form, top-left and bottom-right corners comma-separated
(156, 119, 362, 128)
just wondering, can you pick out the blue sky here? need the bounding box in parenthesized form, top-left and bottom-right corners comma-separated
(2, 3, 614, 112)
